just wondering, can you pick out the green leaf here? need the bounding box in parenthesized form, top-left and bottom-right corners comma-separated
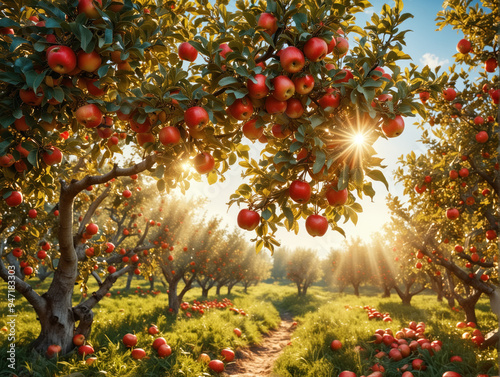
(157, 179, 165, 192)
(262, 208, 272, 221)
(292, 12, 307, 32)
(312, 150, 326, 174)
(27, 150, 38, 168)
(366, 169, 389, 190)
(218, 76, 239, 87)
(78, 24, 94, 52)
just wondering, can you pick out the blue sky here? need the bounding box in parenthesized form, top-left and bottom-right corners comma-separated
(180, 0, 462, 259)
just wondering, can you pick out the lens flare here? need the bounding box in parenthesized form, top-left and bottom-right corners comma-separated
(353, 133, 366, 145)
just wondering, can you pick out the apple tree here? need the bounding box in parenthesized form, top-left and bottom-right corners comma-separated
(286, 248, 322, 296)
(240, 247, 272, 293)
(0, 0, 443, 356)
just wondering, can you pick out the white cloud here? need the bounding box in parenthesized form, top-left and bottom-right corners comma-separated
(420, 53, 449, 69)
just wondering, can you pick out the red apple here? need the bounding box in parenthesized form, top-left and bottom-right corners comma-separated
(77, 50, 102, 72)
(227, 97, 254, 120)
(46, 344, 62, 358)
(208, 359, 224, 373)
(86, 78, 107, 96)
(486, 230, 497, 240)
(152, 337, 167, 350)
(272, 75, 295, 101)
(47, 46, 77, 74)
(136, 132, 155, 146)
(443, 88, 457, 101)
(184, 106, 209, 130)
(193, 152, 215, 174)
(257, 13, 278, 35)
(456, 39, 471, 54)
(326, 186, 348, 206)
(78, 345, 95, 355)
(157, 344, 172, 357)
(330, 340, 342, 351)
(242, 119, 264, 140)
(178, 42, 198, 62)
(247, 74, 269, 99)
(293, 74, 315, 94)
(485, 57, 498, 73)
(75, 104, 103, 128)
(107, 265, 116, 273)
(446, 208, 459, 220)
(305, 214, 328, 237)
(334, 68, 353, 83)
(159, 126, 181, 145)
(475, 131, 488, 143)
(219, 43, 232, 59)
(42, 146, 63, 166)
(28, 209, 38, 218)
(237, 209, 260, 231)
(272, 124, 291, 138)
(73, 334, 85, 346)
(19, 88, 44, 106)
(285, 98, 304, 118)
(123, 333, 138, 347)
(303, 37, 328, 62)
(86, 223, 99, 235)
(77, 0, 102, 18)
(419, 91, 430, 103)
(289, 180, 311, 203)
(280, 46, 305, 73)
(334, 37, 349, 56)
(325, 35, 337, 53)
(221, 348, 235, 362)
(5, 191, 23, 207)
(382, 115, 404, 138)
(24, 266, 33, 275)
(265, 96, 287, 114)
(338, 372, 356, 377)
(131, 348, 146, 360)
(318, 89, 341, 110)
(0, 154, 15, 167)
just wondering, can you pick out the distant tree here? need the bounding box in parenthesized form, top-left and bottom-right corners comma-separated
(286, 249, 322, 296)
(241, 248, 272, 293)
(271, 247, 289, 281)
(332, 237, 371, 296)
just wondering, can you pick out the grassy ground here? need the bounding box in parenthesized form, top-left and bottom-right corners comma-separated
(0, 278, 498, 377)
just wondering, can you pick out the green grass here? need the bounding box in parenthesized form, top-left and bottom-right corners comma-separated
(0, 279, 498, 377)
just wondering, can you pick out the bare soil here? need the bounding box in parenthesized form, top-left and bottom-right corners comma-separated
(224, 313, 295, 377)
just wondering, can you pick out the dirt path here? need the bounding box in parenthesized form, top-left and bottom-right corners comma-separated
(224, 313, 295, 377)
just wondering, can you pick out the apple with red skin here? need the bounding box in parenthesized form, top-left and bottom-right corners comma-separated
(130, 116, 151, 133)
(247, 74, 269, 99)
(233, 328, 242, 337)
(338, 372, 356, 377)
(0, 27, 14, 35)
(475, 131, 488, 143)
(486, 230, 497, 240)
(257, 13, 278, 35)
(73, 334, 85, 346)
(271, 124, 291, 138)
(77, 50, 102, 72)
(107, 265, 116, 273)
(474, 116, 484, 125)
(193, 152, 215, 174)
(123, 333, 138, 348)
(293, 74, 315, 94)
(272, 75, 295, 101)
(446, 208, 459, 220)
(330, 340, 342, 351)
(285, 98, 304, 118)
(0, 154, 15, 167)
(86, 223, 99, 235)
(242, 119, 263, 140)
(198, 353, 211, 363)
(184, 106, 209, 130)
(42, 146, 63, 166)
(458, 168, 469, 177)
(157, 344, 171, 357)
(46, 344, 62, 358)
(78, 0, 102, 18)
(131, 348, 146, 360)
(148, 325, 159, 335)
(382, 115, 404, 138)
(76, 104, 103, 128)
(136, 133, 155, 146)
(265, 96, 287, 114)
(318, 89, 341, 110)
(86, 78, 107, 96)
(237, 209, 260, 230)
(326, 186, 348, 206)
(289, 180, 311, 203)
(19, 88, 44, 106)
(14, 116, 29, 131)
(419, 91, 430, 103)
(221, 348, 235, 362)
(227, 97, 254, 120)
(28, 209, 37, 218)
(23, 266, 33, 275)
(443, 88, 457, 101)
(78, 345, 95, 355)
(47, 46, 77, 74)
(12, 248, 23, 258)
(152, 337, 167, 350)
(159, 126, 181, 145)
(456, 39, 471, 54)
(333, 69, 353, 84)
(489, 88, 500, 104)
(388, 348, 403, 361)
(442, 373, 462, 377)
(485, 57, 498, 73)
(178, 42, 198, 62)
(334, 37, 349, 56)
(305, 214, 328, 237)
(280, 46, 305, 73)
(325, 35, 337, 53)
(412, 359, 426, 371)
(219, 43, 232, 59)
(303, 37, 328, 62)
(5, 191, 23, 207)
(208, 360, 225, 373)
